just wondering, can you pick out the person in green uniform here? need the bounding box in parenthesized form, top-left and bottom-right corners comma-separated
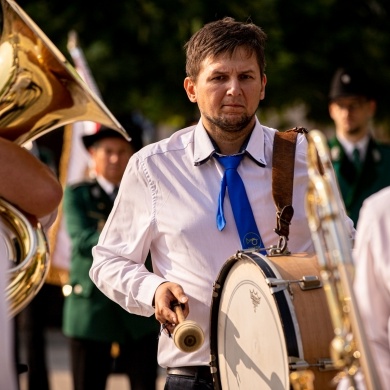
(62, 117, 160, 390)
(328, 67, 390, 226)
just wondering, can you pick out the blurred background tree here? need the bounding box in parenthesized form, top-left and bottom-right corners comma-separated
(3, 0, 390, 138)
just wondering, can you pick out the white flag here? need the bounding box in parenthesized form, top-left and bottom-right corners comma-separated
(46, 30, 104, 285)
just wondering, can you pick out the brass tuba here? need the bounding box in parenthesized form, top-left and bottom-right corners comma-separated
(0, 0, 129, 317)
(305, 130, 383, 389)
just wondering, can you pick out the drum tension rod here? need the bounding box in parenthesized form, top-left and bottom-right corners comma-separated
(289, 357, 335, 371)
(266, 275, 322, 294)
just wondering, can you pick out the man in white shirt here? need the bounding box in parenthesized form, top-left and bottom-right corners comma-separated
(0, 137, 62, 390)
(354, 187, 390, 388)
(90, 18, 354, 390)
(337, 187, 390, 390)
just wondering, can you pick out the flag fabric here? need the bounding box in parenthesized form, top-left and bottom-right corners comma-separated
(46, 120, 99, 285)
(46, 31, 102, 286)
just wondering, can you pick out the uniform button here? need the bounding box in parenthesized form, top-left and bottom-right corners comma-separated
(73, 284, 83, 294)
(62, 284, 72, 297)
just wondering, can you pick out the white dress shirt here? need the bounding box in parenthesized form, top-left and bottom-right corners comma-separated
(90, 118, 354, 368)
(339, 187, 390, 390)
(355, 187, 390, 389)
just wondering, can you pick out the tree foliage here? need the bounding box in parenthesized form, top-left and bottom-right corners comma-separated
(3, 0, 390, 134)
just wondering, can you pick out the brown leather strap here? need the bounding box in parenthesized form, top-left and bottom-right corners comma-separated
(272, 127, 308, 242)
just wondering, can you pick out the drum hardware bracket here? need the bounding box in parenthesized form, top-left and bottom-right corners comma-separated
(317, 358, 336, 371)
(289, 357, 335, 371)
(266, 277, 290, 294)
(268, 236, 291, 256)
(266, 275, 322, 294)
(289, 357, 310, 370)
(209, 360, 218, 375)
(212, 282, 221, 298)
(237, 248, 267, 256)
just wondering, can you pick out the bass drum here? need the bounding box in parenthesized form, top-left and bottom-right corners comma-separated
(210, 251, 338, 390)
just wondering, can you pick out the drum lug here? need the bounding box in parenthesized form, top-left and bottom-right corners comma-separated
(299, 275, 322, 290)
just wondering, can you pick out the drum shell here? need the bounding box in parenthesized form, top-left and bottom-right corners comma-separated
(210, 251, 337, 390)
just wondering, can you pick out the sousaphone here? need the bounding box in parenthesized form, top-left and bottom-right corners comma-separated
(0, 0, 130, 317)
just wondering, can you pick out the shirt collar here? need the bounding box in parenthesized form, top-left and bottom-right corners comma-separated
(193, 117, 266, 167)
(337, 134, 370, 161)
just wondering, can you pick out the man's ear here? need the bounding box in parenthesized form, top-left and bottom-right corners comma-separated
(259, 74, 267, 101)
(184, 77, 197, 103)
(87, 146, 96, 157)
(369, 100, 377, 118)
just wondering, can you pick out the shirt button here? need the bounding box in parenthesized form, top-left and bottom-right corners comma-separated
(73, 284, 83, 294)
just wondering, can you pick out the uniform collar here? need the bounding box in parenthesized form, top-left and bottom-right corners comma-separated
(96, 175, 117, 195)
(193, 117, 266, 167)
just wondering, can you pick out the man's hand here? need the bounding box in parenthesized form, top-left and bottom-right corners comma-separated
(154, 282, 189, 335)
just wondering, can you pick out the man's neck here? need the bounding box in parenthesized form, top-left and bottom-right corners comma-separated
(336, 126, 370, 144)
(204, 122, 255, 155)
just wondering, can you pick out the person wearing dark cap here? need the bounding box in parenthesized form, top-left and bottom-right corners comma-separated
(62, 118, 160, 390)
(328, 67, 390, 226)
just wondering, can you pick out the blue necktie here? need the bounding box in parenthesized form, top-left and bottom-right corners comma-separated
(215, 154, 266, 253)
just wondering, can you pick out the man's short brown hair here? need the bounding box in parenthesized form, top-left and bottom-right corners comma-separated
(184, 17, 267, 81)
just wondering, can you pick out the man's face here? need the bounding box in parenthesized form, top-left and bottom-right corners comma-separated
(329, 96, 376, 138)
(89, 138, 134, 184)
(184, 47, 266, 135)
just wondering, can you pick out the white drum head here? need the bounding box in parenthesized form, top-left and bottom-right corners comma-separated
(214, 256, 289, 389)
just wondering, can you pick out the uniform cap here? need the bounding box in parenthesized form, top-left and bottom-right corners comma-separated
(82, 127, 130, 149)
(329, 68, 375, 100)
(82, 115, 144, 152)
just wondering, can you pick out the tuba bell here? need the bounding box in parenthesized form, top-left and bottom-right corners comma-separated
(0, 0, 129, 317)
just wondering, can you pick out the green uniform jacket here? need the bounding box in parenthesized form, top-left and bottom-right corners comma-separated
(62, 179, 159, 343)
(329, 137, 390, 227)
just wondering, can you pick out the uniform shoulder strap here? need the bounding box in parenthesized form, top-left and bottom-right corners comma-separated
(272, 127, 308, 251)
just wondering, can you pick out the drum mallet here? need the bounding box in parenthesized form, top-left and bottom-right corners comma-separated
(172, 301, 204, 353)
